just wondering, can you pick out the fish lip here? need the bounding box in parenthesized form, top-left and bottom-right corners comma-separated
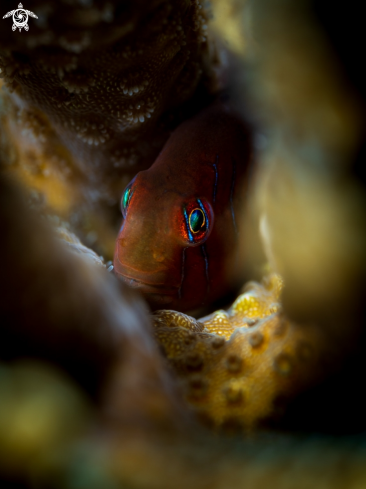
(116, 272, 179, 296)
(113, 257, 180, 292)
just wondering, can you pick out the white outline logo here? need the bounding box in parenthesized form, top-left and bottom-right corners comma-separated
(3, 3, 38, 32)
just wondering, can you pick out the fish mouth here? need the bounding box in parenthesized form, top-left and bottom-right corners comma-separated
(113, 258, 180, 306)
(117, 273, 179, 307)
(117, 273, 179, 296)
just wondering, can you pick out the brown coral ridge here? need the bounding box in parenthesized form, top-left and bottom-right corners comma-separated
(0, 171, 185, 435)
(153, 274, 341, 432)
(0, 0, 216, 202)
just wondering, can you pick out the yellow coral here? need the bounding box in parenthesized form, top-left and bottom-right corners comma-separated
(154, 274, 329, 431)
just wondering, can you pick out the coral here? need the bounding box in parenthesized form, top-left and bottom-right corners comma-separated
(0, 173, 182, 426)
(0, 361, 91, 478)
(0, 0, 216, 185)
(1, 169, 366, 488)
(0, 0, 366, 487)
(154, 274, 335, 431)
(0, 0, 218, 257)
(236, 0, 366, 335)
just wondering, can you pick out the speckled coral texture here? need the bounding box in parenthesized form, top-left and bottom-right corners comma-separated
(0, 0, 218, 257)
(0, 0, 216, 191)
(153, 274, 336, 431)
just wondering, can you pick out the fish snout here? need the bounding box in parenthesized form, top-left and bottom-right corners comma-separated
(115, 235, 173, 275)
(114, 211, 182, 309)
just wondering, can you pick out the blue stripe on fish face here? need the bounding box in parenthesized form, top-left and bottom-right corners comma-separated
(197, 198, 209, 231)
(180, 155, 237, 305)
(183, 207, 194, 243)
(179, 155, 239, 305)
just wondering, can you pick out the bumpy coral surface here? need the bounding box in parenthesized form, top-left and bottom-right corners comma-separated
(1, 1, 366, 486)
(0, 0, 218, 257)
(153, 274, 334, 431)
(0, 0, 216, 187)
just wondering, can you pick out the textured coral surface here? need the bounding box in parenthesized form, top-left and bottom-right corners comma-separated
(154, 274, 333, 431)
(0, 0, 217, 256)
(0, 0, 215, 176)
(1, 0, 366, 488)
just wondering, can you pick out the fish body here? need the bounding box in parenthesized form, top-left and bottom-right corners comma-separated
(114, 101, 252, 311)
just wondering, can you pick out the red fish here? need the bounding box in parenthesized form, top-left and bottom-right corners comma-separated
(113, 101, 252, 312)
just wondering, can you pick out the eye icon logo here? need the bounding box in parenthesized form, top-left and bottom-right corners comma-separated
(3, 3, 38, 31)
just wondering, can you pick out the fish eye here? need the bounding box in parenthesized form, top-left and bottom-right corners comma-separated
(189, 208, 205, 234)
(182, 198, 213, 246)
(121, 185, 133, 217)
